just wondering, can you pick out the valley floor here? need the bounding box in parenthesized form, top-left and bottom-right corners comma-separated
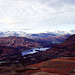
(0, 57, 75, 75)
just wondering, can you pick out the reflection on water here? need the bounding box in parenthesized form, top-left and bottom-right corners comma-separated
(21, 47, 50, 56)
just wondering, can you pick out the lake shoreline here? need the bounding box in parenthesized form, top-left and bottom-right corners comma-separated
(21, 47, 50, 56)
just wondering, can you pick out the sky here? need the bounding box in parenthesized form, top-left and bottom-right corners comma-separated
(0, 0, 75, 33)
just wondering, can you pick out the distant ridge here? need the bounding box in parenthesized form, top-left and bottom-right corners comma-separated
(0, 31, 72, 47)
(0, 30, 74, 37)
(45, 34, 75, 57)
(0, 36, 40, 51)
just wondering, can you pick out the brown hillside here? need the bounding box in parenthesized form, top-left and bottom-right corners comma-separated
(0, 45, 21, 58)
(44, 34, 75, 57)
(0, 36, 40, 51)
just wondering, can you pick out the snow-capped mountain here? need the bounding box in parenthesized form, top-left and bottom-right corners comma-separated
(70, 30, 75, 34)
(0, 30, 74, 45)
(51, 30, 70, 35)
(0, 31, 30, 37)
(0, 30, 74, 38)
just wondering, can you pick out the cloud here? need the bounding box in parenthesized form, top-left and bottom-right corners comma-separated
(0, 0, 75, 32)
(0, 17, 23, 24)
(22, 28, 30, 30)
(0, 0, 56, 21)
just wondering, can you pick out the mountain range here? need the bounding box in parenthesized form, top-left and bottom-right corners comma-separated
(0, 30, 73, 45)
(0, 30, 74, 59)
(24, 34, 75, 75)
(21, 34, 75, 65)
(0, 30, 74, 37)
(0, 36, 40, 51)
(0, 34, 74, 75)
(0, 33, 75, 75)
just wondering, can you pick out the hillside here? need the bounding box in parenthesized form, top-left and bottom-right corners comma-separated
(0, 45, 21, 59)
(18, 34, 75, 75)
(0, 36, 40, 51)
(34, 34, 75, 60)
(0, 35, 75, 75)
(21, 34, 75, 65)
(46, 34, 75, 57)
(26, 57, 75, 75)
(33, 34, 70, 46)
(0, 57, 75, 75)
(0, 31, 70, 46)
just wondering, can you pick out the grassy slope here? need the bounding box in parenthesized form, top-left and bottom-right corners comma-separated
(26, 57, 75, 75)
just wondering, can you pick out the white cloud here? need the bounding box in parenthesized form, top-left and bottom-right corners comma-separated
(0, 17, 22, 24)
(0, 0, 75, 32)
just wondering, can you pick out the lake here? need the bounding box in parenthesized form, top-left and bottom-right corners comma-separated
(21, 47, 50, 56)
